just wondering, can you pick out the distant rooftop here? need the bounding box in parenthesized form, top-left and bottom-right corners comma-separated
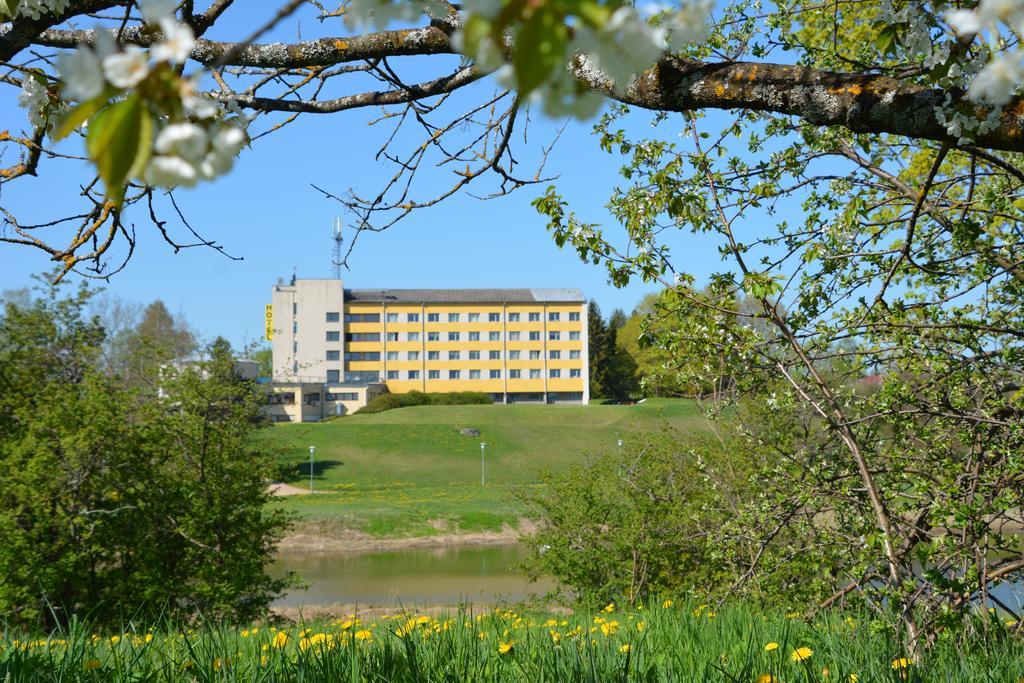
(344, 288, 585, 304)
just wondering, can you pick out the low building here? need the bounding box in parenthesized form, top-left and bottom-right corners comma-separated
(264, 277, 589, 420)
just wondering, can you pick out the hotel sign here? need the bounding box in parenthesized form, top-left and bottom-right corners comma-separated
(264, 304, 273, 340)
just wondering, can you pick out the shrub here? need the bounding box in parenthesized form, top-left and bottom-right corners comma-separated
(357, 390, 492, 414)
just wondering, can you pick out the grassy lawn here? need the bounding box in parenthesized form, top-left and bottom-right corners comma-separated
(260, 399, 707, 538)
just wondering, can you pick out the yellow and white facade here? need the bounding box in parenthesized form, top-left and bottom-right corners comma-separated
(266, 278, 588, 420)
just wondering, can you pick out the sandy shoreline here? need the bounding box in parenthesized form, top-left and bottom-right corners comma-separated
(276, 519, 537, 554)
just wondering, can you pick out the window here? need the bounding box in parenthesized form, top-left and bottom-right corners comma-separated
(326, 370, 340, 382)
(550, 369, 561, 378)
(550, 350, 561, 359)
(529, 312, 541, 322)
(529, 369, 541, 379)
(428, 332, 440, 341)
(489, 313, 500, 322)
(345, 352, 381, 361)
(428, 351, 440, 360)
(509, 350, 521, 360)
(468, 313, 480, 322)
(529, 331, 541, 341)
(326, 331, 340, 342)
(488, 331, 500, 341)
(327, 350, 341, 361)
(293, 341, 298, 353)
(510, 369, 521, 379)
(448, 313, 460, 322)
(387, 313, 399, 322)
(345, 371, 380, 382)
(469, 369, 481, 379)
(407, 332, 420, 342)
(268, 392, 295, 405)
(428, 370, 440, 379)
(326, 391, 358, 401)
(292, 302, 298, 314)
(345, 313, 380, 322)
(387, 351, 399, 361)
(508, 312, 520, 322)
(293, 322, 298, 333)
(570, 350, 581, 359)
(549, 331, 561, 341)
(428, 313, 440, 322)
(529, 350, 541, 360)
(448, 332, 460, 341)
(408, 313, 420, 322)
(387, 370, 399, 380)
(326, 312, 340, 322)
(448, 351, 460, 360)
(346, 332, 381, 342)
(489, 350, 500, 360)
(469, 331, 480, 341)
(569, 312, 580, 321)
(448, 370, 461, 379)
(509, 331, 521, 341)
(408, 370, 420, 379)
(549, 312, 560, 321)
(570, 369, 581, 378)
(387, 332, 399, 342)
(408, 351, 420, 361)
(469, 351, 480, 360)
(569, 331, 581, 340)
(489, 369, 501, 379)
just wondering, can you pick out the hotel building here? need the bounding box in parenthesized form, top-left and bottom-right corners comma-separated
(264, 278, 589, 421)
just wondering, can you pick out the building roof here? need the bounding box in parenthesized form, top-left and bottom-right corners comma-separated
(344, 288, 585, 304)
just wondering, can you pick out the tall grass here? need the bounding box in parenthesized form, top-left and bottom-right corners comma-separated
(2, 601, 1022, 681)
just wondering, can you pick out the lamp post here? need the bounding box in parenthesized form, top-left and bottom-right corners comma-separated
(309, 445, 315, 492)
(480, 442, 486, 487)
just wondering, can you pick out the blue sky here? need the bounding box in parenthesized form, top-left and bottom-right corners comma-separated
(0, 6, 732, 349)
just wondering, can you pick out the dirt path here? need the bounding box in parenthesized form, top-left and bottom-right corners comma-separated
(268, 482, 318, 496)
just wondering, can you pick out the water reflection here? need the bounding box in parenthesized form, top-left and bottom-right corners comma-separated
(270, 544, 553, 607)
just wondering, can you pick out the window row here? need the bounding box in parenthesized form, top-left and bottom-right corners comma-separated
(338, 349, 583, 362)
(338, 311, 582, 324)
(380, 368, 582, 381)
(335, 330, 583, 343)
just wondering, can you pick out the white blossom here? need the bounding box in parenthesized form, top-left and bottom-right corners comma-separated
(15, 0, 70, 19)
(152, 17, 194, 64)
(211, 125, 247, 157)
(17, 77, 50, 129)
(138, 0, 177, 22)
(155, 122, 208, 162)
(102, 47, 150, 89)
(144, 155, 199, 187)
(665, 0, 713, 50)
(967, 54, 1023, 105)
(57, 47, 105, 101)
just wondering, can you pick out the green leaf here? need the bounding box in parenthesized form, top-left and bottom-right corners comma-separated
(86, 94, 149, 207)
(52, 91, 113, 141)
(513, 10, 566, 96)
(0, 0, 18, 20)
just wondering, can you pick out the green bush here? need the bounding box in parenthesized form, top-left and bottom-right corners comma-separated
(357, 390, 492, 414)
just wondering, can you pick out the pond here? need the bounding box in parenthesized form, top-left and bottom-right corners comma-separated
(270, 544, 553, 608)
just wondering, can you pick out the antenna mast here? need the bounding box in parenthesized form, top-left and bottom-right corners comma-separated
(331, 217, 343, 279)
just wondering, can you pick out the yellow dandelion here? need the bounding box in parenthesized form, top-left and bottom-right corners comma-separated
(544, 619, 559, 628)
(1003, 618, 1017, 627)
(891, 658, 910, 670)
(756, 676, 778, 683)
(662, 599, 674, 609)
(271, 631, 289, 649)
(603, 603, 615, 613)
(144, 633, 153, 643)
(549, 630, 561, 645)
(764, 642, 779, 652)
(82, 659, 102, 671)
(619, 643, 631, 653)
(790, 647, 813, 662)
(848, 675, 859, 683)
(477, 631, 487, 640)
(354, 629, 372, 642)
(636, 621, 646, 632)
(498, 640, 515, 655)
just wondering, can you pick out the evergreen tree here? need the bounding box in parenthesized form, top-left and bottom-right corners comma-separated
(586, 301, 608, 398)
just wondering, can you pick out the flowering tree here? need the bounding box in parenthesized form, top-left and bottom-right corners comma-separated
(1, 0, 1024, 276)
